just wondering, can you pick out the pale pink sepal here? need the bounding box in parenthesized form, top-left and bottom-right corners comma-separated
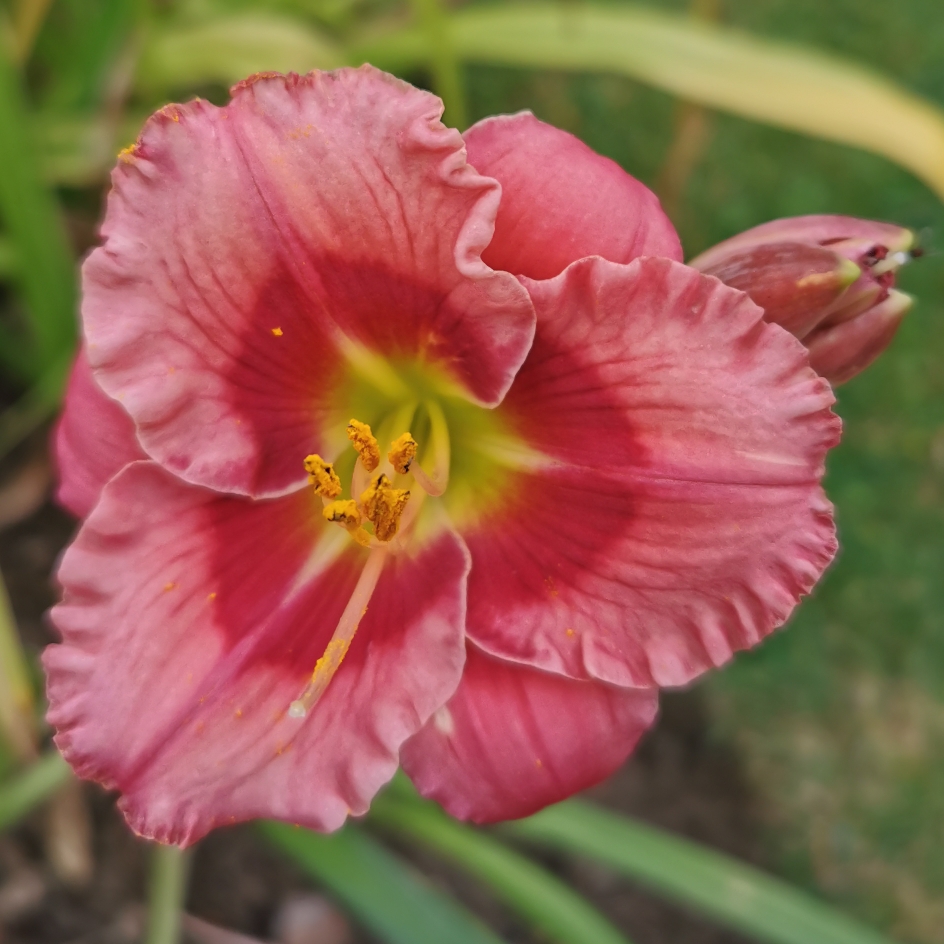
(53, 349, 145, 518)
(464, 112, 681, 279)
(463, 257, 840, 688)
(82, 67, 534, 499)
(401, 645, 658, 823)
(45, 461, 469, 846)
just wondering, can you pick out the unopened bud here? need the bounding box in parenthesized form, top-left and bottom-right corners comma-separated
(690, 215, 917, 384)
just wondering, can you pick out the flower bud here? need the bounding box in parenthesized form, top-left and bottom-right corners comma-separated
(690, 215, 916, 384)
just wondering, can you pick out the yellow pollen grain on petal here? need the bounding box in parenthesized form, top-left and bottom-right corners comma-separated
(164, 582, 176, 592)
(118, 145, 136, 163)
(347, 419, 380, 472)
(208, 592, 217, 601)
(271, 327, 283, 336)
(388, 432, 418, 474)
(304, 454, 342, 499)
(565, 628, 576, 637)
(359, 473, 410, 543)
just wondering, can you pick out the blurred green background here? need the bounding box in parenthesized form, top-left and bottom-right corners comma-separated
(1, 0, 943, 941)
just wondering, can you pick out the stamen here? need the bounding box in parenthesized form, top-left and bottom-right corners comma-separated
(347, 419, 380, 472)
(288, 547, 388, 718)
(304, 455, 342, 499)
(359, 473, 410, 542)
(322, 500, 372, 548)
(388, 433, 418, 474)
(411, 400, 450, 497)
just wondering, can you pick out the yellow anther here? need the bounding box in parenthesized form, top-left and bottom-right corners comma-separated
(359, 473, 410, 543)
(347, 419, 380, 472)
(304, 454, 342, 499)
(323, 500, 372, 548)
(323, 499, 362, 528)
(388, 432, 418, 474)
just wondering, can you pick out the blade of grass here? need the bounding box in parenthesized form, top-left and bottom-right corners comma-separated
(0, 567, 37, 762)
(0, 38, 76, 381)
(135, 13, 343, 97)
(0, 750, 71, 831)
(349, 2, 944, 203)
(369, 792, 632, 944)
(260, 821, 504, 944)
(505, 799, 897, 944)
(407, 0, 467, 129)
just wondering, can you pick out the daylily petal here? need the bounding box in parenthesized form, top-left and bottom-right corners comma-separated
(401, 645, 657, 823)
(83, 66, 534, 498)
(464, 112, 681, 279)
(54, 349, 145, 518)
(462, 257, 840, 688)
(45, 461, 469, 845)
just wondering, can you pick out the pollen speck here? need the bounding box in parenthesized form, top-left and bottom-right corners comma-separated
(118, 145, 136, 163)
(347, 419, 380, 472)
(208, 592, 217, 601)
(544, 577, 558, 597)
(323, 499, 361, 528)
(535, 758, 543, 768)
(271, 327, 283, 336)
(163, 582, 176, 592)
(234, 708, 243, 718)
(565, 628, 576, 637)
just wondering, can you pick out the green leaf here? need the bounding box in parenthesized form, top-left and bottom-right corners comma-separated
(0, 751, 72, 832)
(0, 39, 76, 380)
(369, 792, 632, 944)
(349, 1, 944, 203)
(136, 13, 344, 96)
(259, 821, 504, 944)
(505, 799, 898, 944)
(42, 0, 143, 112)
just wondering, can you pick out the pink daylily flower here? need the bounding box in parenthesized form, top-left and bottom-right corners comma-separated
(47, 67, 839, 846)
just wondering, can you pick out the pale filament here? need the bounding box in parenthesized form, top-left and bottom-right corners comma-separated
(288, 546, 388, 719)
(410, 399, 450, 497)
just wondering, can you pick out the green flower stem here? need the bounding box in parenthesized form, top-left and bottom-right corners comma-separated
(407, 0, 467, 130)
(0, 750, 72, 831)
(145, 843, 192, 944)
(369, 792, 632, 944)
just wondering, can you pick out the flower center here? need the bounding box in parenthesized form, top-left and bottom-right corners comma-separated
(287, 411, 451, 719)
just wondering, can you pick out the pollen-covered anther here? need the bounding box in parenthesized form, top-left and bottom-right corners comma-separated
(304, 454, 342, 499)
(359, 473, 411, 542)
(346, 419, 380, 472)
(388, 432, 418, 474)
(323, 500, 371, 548)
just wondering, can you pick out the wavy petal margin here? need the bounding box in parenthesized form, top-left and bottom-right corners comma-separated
(45, 461, 469, 845)
(402, 645, 657, 823)
(82, 66, 533, 498)
(462, 257, 840, 687)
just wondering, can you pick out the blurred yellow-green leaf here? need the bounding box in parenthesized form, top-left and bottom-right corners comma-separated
(351, 1, 944, 203)
(136, 13, 344, 95)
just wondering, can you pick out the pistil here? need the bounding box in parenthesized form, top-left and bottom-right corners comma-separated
(288, 547, 388, 719)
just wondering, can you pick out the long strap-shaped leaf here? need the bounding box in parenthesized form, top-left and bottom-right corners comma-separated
(0, 37, 75, 381)
(0, 750, 71, 831)
(259, 821, 504, 944)
(370, 793, 633, 944)
(350, 1, 944, 202)
(505, 799, 896, 944)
